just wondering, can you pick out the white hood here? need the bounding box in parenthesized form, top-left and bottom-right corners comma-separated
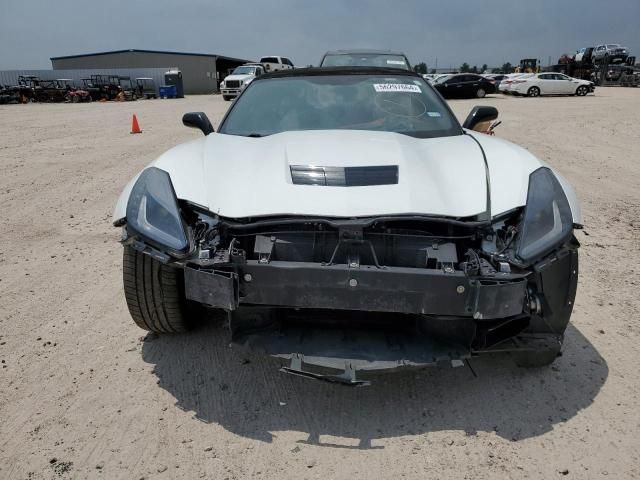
(223, 74, 254, 83)
(114, 130, 581, 223)
(161, 130, 488, 219)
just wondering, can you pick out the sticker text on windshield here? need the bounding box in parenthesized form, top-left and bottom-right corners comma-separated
(374, 84, 421, 93)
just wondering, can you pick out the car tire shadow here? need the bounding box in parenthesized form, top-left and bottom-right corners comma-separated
(141, 316, 607, 448)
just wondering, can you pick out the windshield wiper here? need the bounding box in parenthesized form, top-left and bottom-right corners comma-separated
(246, 133, 266, 138)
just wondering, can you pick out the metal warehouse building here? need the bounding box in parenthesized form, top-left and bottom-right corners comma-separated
(50, 49, 253, 94)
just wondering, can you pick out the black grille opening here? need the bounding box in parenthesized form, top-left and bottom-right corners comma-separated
(290, 165, 398, 186)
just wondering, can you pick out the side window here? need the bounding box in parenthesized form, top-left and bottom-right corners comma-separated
(538, 74, 552, 80)
(260, 57, 278, 64)
(282, 58, 293, 67)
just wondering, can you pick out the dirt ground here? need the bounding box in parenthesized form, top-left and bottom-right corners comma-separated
(1, 88, 639, 480)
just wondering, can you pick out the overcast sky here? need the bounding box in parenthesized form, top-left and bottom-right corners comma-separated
(1, 0, 638, 70)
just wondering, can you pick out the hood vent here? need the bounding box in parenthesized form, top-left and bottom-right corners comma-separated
(290, 165, 398, 187)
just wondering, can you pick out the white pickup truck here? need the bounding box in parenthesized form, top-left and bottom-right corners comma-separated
(259, 56, 295, 72)
(220, 64, 266, 101)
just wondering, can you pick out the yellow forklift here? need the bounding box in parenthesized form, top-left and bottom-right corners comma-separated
(514, 59, 540, 73)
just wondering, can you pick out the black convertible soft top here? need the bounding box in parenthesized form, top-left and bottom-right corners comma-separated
(257, 66, 421, 81)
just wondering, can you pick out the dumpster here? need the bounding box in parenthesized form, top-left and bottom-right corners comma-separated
(158, 85, 177, 99)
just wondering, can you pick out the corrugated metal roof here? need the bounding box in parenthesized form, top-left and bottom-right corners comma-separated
(50, 49, 252, 64)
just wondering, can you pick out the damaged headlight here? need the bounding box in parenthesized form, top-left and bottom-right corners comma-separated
(516, 167, 573, 262)
(126, 167, 189, 253)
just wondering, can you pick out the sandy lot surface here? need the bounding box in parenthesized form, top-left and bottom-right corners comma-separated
(1, 88, 639, 480)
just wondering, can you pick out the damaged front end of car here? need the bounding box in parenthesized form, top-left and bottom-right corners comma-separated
(119, 166, 579, 385)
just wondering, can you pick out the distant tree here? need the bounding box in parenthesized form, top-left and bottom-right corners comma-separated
(491, 67, 501, 74)
(481, 64, 488, 73)
(460, 62, 470, 73)
(470, 65, 478, 73)
(413, 62, 428, 74)
(501, 62, 513, 73)
(430, 68, 437, 74)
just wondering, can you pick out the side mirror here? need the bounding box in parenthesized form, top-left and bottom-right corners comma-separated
(182, 112, 214, 136)
(462, 106, 499, 132)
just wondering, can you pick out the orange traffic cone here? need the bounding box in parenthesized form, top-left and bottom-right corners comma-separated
(130, 114, 142, 134)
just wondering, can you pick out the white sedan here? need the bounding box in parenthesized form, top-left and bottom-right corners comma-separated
(498, 74, 530, 94)
(510, 73, 594, 97)
(114, 67, 581, 383)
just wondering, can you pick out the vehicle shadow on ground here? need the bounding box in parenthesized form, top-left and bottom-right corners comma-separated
(141, 319, 607, 448)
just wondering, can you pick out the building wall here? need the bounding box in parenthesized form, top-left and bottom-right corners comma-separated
(51, 52, 219, 94)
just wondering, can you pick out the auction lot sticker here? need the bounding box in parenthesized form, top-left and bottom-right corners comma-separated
(374, 84, 421, 93)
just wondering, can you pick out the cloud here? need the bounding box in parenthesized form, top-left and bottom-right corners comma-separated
(1, 0, 638, 70)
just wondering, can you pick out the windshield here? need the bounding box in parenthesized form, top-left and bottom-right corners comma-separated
(433, 75, 452, 84)
(232, 66, 256, 75)
(219, 75, 460, 139)
(321, 54, 410, 70)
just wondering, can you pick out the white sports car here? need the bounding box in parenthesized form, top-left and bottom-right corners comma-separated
(114, 67, 581, 385)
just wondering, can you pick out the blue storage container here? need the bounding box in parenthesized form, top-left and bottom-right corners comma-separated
(158, 85, 177, 99)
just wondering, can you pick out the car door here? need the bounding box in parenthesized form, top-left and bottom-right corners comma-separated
(282, 58, 294, 69)
(456, 75, 475, 97)
(554, 73, 576, 94)
(442, 75, 463, 97)
(594, 45, 604, 60)
(536, 74, 555, 94)
(466, 75, 484, 95)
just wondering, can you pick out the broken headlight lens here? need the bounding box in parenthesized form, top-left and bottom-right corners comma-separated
(516, 167, 573, 262)
(126, 167, 189, 253)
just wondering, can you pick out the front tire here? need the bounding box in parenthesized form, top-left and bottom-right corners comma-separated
(122, 246, 190, 333)
(222, 95, 232, 101)
(576, 85, 588, 96)
(527, 86, 541, 97)
(475, 88, 486, 98)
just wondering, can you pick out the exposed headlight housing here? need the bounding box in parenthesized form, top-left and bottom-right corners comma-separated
(126, 167, 189, 254)
(516, 168, 573, 262)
